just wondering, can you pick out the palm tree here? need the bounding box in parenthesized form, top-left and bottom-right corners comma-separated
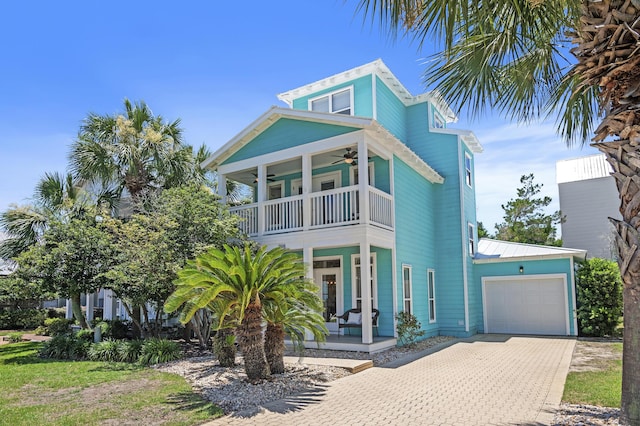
(167, 244, 326, 381)
(69, 98, 196, 210)
(357, 1, 639, 421)
(0, 172, 83, 259)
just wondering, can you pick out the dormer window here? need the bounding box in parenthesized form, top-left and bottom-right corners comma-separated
(309, 87, 352, 115)
(432, 111, 445, 129)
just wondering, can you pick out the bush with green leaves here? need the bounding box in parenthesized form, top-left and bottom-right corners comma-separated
(88, 339, 124, 362)
(576, 258, 623, 337)
(0, 308, 46, 330)
(76, 329, 94, 342)
(39, 334, 90, 360)
(43, 318, 74, 336)
(119, 339, 144, 363)
(6, 332, 24, 343)
(395, 311, 426, 346)
(93, 319, 129, 339)
(138, 338, 182, 365)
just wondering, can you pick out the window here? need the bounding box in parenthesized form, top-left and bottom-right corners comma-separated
(468, 223, 475, 256)
(402, 265, 412, 314)
(432, 112, 445, 129)
(352, 254, 377, 310)
(350, 162, 375, 186)
(427, 269, 436, 322)
(309, 88, 352, 115)
(465, 153, 473, 187)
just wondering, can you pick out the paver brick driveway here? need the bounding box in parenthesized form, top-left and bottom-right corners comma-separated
(210, 335, 575, 425)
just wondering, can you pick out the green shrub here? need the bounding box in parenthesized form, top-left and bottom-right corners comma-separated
(46, 308, 66, 319)
(34, 325, 48, 336)
(40, 334, 90, 360)
(94, 319, 129, 339)
(576, 258, 623, 337)
(44, 318, 73, 336)
(0, 309, 46, 329)
(395, 311, 426, 346)
(6, 332, 24, 343)
(119, 340, 144, 363)
(76, 329, 94, 342)
(88, 339, 124, 362)
(138, 338, 182, 365)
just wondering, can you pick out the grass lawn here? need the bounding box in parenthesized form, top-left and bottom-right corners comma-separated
(0, 341, 223, 425)
(562, 342, 622, 408)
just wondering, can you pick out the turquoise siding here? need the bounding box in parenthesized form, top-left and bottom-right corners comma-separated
(313, 246, 394, 336)
(291, 75, 374, 118)
(375, 76, 407, 142)
(474, 259, 577, 336)
(393, 156, 440, 338)
(222, 119, 358, 165)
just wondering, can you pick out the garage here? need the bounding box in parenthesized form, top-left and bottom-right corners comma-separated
(482, 275, 569, 336)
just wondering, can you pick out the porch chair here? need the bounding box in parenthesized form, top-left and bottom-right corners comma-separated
(337, 308, 380, 336)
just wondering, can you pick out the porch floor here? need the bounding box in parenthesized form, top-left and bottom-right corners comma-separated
(287, 334, 397, 354)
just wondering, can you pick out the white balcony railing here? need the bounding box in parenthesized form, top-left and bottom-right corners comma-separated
(369, 187, 393, 229)
(229, 185, 393, 236)
(264, 195, 304, 234)
(229, 204, 258, 236)
(310, 186, 359, 228)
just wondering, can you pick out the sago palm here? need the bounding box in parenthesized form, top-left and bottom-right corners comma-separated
(167, 244, 324, 381)
(358, 0, 639, 421)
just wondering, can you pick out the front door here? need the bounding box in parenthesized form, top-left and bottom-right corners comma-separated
(313, 267, 342, 331)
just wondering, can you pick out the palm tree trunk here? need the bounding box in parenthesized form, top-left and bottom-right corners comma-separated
(573, 1, 640, 422)
(265, 322, 286, 374)
(213, 328, 237, 367)
(595, 141, 640, 425)
(236, 302, 270, 381)
(70, 292, 90, 330)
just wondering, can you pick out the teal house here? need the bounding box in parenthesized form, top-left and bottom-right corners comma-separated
(203, 60, 586, 352)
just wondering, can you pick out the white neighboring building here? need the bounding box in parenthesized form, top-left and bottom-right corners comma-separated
(556, 154, 620, 259)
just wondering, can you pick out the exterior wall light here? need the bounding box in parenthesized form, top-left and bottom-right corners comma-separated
(519, 265, 524, 274)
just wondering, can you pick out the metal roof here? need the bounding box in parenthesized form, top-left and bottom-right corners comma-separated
(475, 238, 587, 262)
(556, 154, 612, 184)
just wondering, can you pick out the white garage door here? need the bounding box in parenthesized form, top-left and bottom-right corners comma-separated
(483, 276, 568, 335)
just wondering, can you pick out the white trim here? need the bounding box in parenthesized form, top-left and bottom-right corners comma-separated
(372, 73, 377, 120)
(277, 59, 458, 122)
(459, 140, 470, 333)
(351, 253, 378, 309)
(468, 223, 476, 256)
(267, 181, 284, 200)
(464, 152, 473, 188)
(481, 273, 570, 335)
(431, 127, 483, 154)
(312, 170, 342, 192)
(401, 264, 413, 314)
(308, 86, 354, 115)
(570, 257, 578, 335)
(391, 245, 398, 338)
(313, 255, 345, 325)
(427, 269, 436, 323)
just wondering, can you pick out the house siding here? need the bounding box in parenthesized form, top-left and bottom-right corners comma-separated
(222, 119, 358, 165)
(375, 76, 407, 142)
(393, 156, 439, 337)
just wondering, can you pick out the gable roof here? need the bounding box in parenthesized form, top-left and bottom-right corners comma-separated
(474, 238, 587, 263)
(202, 106, 445, 184)
(276, 59, 458, 124)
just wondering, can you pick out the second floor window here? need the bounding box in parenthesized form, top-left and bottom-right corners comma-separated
(465, 153, 473, 187)
(468, 223, 475, 256)
(309, 88, 352, 115)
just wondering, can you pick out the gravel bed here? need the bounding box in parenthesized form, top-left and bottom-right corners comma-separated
(552, 404, 620, 425)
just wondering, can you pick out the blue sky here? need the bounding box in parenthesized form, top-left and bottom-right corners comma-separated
(0, 1, 599, 232)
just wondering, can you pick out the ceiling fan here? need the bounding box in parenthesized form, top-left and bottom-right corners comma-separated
(252, 172, 276, 183)
(332, 147, 358, 166)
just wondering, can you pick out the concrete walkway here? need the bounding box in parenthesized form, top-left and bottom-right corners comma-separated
(209, 335, 576, 426)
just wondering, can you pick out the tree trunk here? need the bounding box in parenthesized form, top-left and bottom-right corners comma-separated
(572, 1, 640, 422)
(236, 302, 270, 382)
(70, 292, 90, 330)
(191, 309, 212, 348)
(213, 328, 236, 367)
(264, 322, 286, 374)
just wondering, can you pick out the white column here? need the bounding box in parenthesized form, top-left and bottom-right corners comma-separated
(302, 154, 312, 230)
(257, 165, 267, 236)
(217, 173, 227, 204)
(103, 289, 114, 320)
(360, 240, 373, 344)
(357, 139, 369, 224)
(303, 245, 315, 341)
(65, 299, 73, 320)
(86, 292, 95, 322)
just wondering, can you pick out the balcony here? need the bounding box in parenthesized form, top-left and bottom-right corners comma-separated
(229, 185, 393, 237)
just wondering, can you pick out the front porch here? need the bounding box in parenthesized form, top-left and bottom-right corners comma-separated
(288, 334, 397, 354)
